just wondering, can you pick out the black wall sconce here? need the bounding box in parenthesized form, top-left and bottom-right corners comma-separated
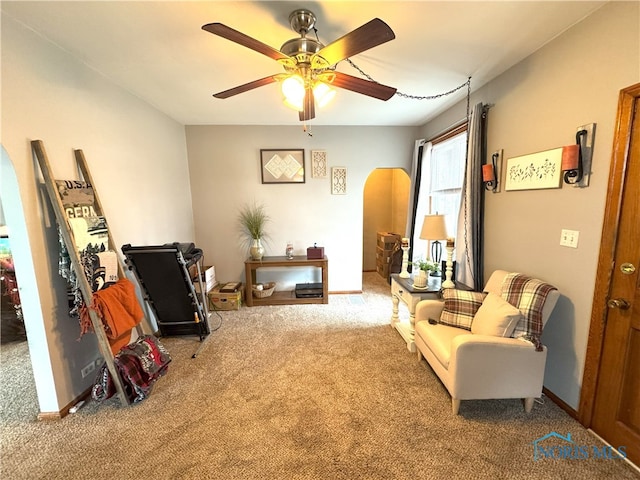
(483, 150, 502, 192)
(562, 123, 596, 187)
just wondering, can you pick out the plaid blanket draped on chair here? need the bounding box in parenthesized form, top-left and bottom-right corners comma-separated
(501, 273, 557, 351)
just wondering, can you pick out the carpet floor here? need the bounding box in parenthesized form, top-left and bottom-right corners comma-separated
(0, 273, 638, 479)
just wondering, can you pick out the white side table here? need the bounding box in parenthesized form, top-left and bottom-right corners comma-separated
(390, 273, 442, 352)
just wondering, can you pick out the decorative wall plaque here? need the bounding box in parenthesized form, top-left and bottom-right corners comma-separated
(311, 150, 327, 178)
(331, 167, 347, 195)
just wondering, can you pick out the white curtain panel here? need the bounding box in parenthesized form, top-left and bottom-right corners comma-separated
(406, 138, 427, 264)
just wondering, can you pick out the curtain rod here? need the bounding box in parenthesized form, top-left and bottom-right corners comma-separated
(427, 103, 494, 144)
(428, 119, 467, 144)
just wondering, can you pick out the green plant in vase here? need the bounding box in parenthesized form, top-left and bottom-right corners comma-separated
(237, 201, 270, 260)
(409, 258, 440, 287)
(410, 258, 440, 275)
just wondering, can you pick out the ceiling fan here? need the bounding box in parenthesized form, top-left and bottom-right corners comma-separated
(202, 9, 397, 121)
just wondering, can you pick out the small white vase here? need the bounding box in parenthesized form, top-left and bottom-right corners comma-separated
(414, 269, 427, 288)
(250, 238, 265, 260)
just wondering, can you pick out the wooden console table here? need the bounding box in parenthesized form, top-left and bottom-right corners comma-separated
(244, 256, 329, 306)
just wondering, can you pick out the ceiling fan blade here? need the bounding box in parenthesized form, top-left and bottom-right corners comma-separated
(330, 72, 397, 101)
(299, 88, 315, 121)
(313, 18, 395, 68)
(213, 75, 280, 99)
(202, 23, 292, 63)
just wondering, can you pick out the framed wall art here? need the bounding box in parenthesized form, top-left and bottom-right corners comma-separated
(504, 148, 563, 191)
(311, 150, 328, 178)
(260, 149, 305, 184)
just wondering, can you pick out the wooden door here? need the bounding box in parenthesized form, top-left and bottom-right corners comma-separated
(581, 83, 640, 466)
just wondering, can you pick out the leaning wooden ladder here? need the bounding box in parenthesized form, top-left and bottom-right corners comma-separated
(32, 139, 147, 407)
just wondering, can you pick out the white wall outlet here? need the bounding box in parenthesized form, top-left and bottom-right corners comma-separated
(80, 361, 96, 378)
(560, 229, 579, 248)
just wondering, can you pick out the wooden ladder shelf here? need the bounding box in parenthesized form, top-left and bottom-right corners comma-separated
(32, 139, 147, 407)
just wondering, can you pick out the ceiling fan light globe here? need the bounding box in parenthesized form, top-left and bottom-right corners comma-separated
(313, 82, 336, 108)
(281, 75, 306, 107)
(283, 97, 304, 112)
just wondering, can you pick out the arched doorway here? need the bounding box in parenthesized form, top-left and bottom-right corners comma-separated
(1, 146, 51, 419)
(362, 168, 410, 276)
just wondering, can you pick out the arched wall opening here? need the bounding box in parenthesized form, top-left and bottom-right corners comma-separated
(1, 145, 57, 416)
(362, 168, 410, 274)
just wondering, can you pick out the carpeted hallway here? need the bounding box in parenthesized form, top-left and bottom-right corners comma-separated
(1, 273, 638, 479)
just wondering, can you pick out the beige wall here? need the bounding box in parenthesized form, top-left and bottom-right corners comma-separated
(185, 126, 417, 292)
(362, 169, 410, 273)
(391, 169, 410, 235)
(1, 15, 194, 412)
(419, 1, 640, 409)
(363, 169, 393, 272)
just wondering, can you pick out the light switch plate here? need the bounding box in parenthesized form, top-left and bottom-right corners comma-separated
(560, 229, 579, 248)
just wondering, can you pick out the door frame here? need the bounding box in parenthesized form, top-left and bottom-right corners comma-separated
(579, 83, 640, 426)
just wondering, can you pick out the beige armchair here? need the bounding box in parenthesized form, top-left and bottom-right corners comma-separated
(414, 270, 559, 414)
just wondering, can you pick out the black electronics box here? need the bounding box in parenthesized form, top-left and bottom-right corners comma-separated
(295, 283, 323, 298)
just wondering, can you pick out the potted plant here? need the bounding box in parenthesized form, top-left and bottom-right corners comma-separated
(410, 258, 440, 287)
(412, 258, 440, 274)
(237, 201, 270, 260)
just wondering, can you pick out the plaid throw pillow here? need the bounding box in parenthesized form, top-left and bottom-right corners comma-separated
(501, 273, 557, 351)
(439, 289, 487, 330)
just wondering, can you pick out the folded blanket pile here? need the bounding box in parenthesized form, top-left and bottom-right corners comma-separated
(92, 335, 171, 404)
(79, 278, 143, 353)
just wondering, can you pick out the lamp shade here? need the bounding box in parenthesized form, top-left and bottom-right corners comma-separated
(420, 214, 448, 240)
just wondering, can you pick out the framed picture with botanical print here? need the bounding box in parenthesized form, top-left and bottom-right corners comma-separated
(504, 148, 563, 191)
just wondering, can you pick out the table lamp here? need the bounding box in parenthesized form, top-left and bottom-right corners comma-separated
(420, 214, 448, 275)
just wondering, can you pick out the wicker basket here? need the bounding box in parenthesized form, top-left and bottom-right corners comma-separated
(252, 282, 276, 298)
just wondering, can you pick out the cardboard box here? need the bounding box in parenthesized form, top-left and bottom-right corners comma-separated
(377, 232, 401, 250)
(202, 265, 216, 284)
(377, 232, 400, 243)
(376, 262, 390, 279)
(376, 246, 394, 264)
(208, 284, 244, 311)
(193, 265, 217, 293)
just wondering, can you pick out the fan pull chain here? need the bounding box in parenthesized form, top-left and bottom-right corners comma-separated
(303, 123, 313, 136)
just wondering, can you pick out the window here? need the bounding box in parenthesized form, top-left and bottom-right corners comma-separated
(411, 130, 467, 263)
